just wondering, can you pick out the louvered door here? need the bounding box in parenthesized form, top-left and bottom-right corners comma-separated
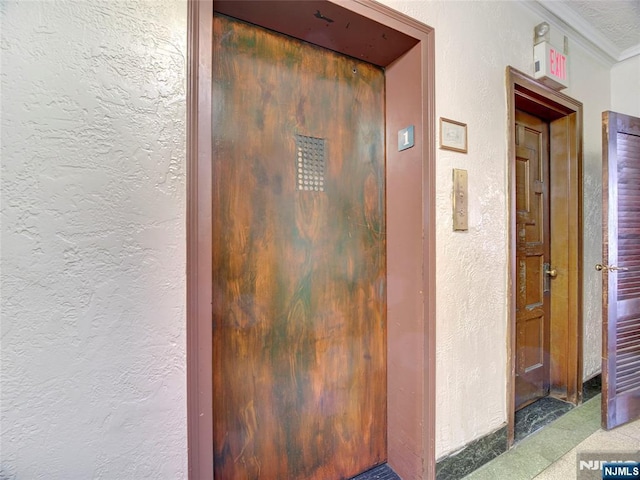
(602, 111, 640, 430)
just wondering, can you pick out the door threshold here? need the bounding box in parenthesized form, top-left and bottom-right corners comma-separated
(515, 397, 575, 443)
(515, 375, 603, 443)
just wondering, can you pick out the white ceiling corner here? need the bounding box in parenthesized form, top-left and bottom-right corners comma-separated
(532, 0, 640, 63)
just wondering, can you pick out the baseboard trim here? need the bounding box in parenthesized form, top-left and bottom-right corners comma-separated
(435, 426, 508, 480)
(582, 374, 602, 402)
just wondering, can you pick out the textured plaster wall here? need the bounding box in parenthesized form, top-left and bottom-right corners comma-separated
(1, 1, 188, 478)
(563, 42, 611, 381)
(611, 56, 640, 117)
(378, 0, 612, 458)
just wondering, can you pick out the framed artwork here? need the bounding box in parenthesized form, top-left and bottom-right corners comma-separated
(440, 117, 467, 153)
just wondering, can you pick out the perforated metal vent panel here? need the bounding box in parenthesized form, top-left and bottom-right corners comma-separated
(295, 134, 325, 192)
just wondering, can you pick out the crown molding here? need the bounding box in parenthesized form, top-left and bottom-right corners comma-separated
(519, 0, 639, 65)
(538, 0, 623, 58)
(619, 44, 640, 62)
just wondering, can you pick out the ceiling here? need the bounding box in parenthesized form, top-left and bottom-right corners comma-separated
(532, 0, 640, 63)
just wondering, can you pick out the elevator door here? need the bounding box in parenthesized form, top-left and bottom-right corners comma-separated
(212, 14, 387, 479)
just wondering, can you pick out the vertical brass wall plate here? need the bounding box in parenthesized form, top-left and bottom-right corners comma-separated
(453, 168, 468, 231)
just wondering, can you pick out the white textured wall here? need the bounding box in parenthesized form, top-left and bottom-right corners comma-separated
(379, 0, 612, 459)
(611, 56, 640, 117)
(1, 1, 188, 478)
(564, 42, 611, 381)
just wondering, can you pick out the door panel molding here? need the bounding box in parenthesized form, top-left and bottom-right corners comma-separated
(506, 66, 583, 446)
(514, 109, 551, 410)
(187, 1, 436, 478)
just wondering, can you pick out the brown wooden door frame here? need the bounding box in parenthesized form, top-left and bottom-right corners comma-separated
(507, 66, 584, 446)
(186, 1, 437, 478)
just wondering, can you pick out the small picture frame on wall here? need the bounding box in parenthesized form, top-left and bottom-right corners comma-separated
(440, 117, 468, 153)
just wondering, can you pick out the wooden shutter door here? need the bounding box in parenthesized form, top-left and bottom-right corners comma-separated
(601, 110, 640, 430)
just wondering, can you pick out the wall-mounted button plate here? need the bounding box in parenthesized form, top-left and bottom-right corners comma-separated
(453, 168, 468, 231)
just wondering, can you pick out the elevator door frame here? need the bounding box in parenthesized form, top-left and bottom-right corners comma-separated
(186, 1, 437, 479)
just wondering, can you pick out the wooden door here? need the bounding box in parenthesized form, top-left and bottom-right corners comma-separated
(212, 14, 386, 479)
(515, 109, 551, 410)
(601, 111, 640, 430)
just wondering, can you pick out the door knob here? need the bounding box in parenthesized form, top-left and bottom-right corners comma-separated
(546, 267, 558, 278)
(595, 264, 629, 272)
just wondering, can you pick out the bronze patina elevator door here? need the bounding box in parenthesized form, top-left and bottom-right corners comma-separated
(212, 14, 386, 479)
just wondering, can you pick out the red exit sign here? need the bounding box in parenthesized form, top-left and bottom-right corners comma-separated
(534, 41, 569, 90)
(549, 47, 566, 80)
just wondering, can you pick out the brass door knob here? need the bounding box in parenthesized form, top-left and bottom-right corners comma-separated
(546, 268, 558, 278)
(595, 264, 629, 272)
